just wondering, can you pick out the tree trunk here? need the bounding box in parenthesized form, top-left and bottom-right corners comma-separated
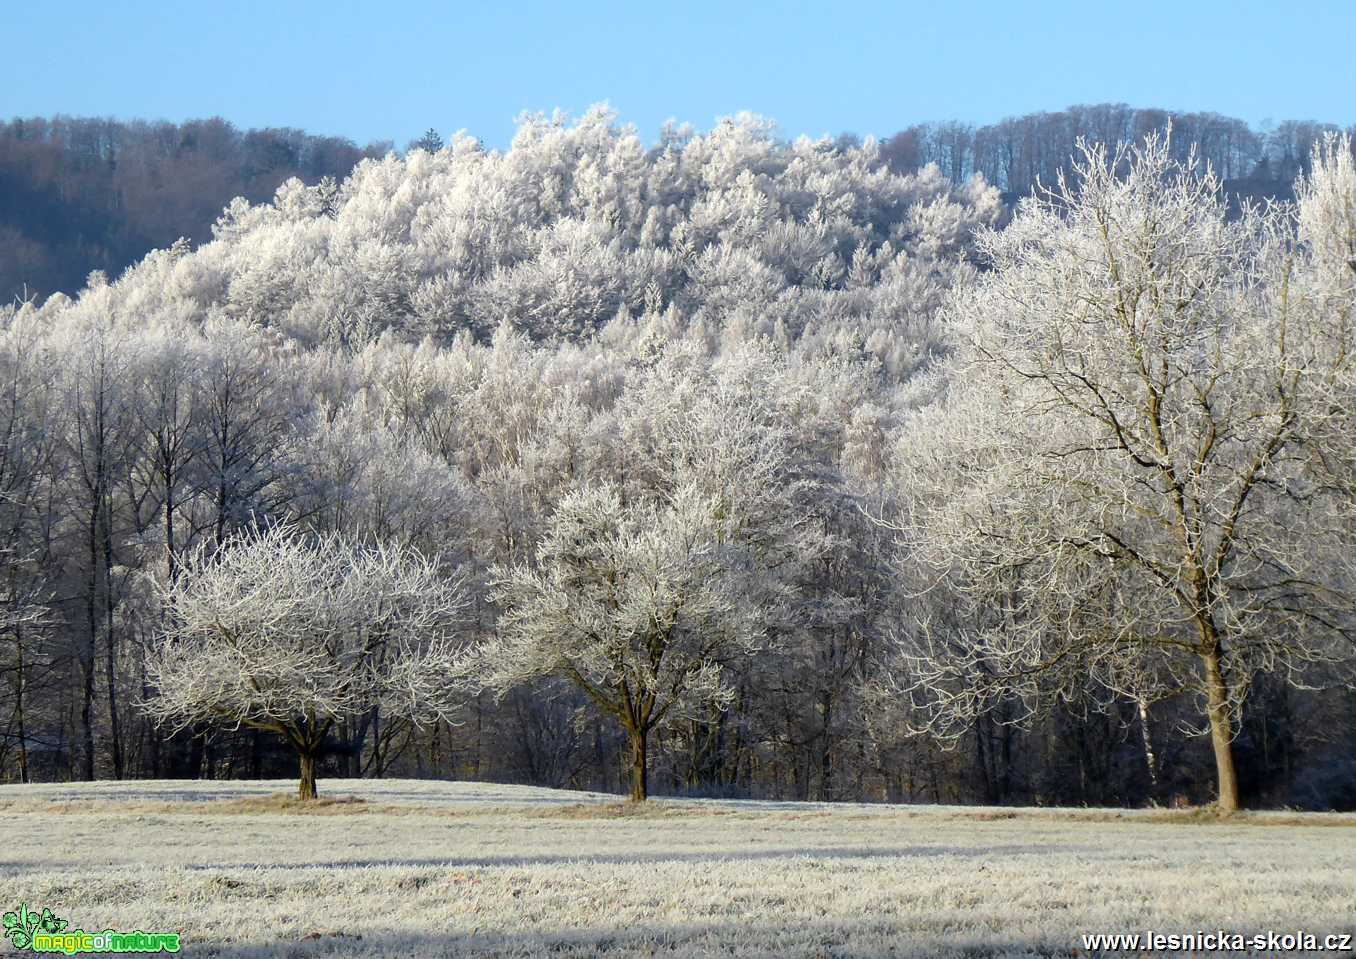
(975, 715, 997, 804)
(79, 653, 96, 780)
(1137, 696, 1160, 796)
(1201, 646, 1240, 813)
(818, 690, 833, 802)
(101, 484, 123, 780)
(15, 625, 29, 783)
(104, 612, 123, 779)
(685, 719, 698, 790)
(200, 733, 216, 779)
(997, 718, 1012, 801)
(164, 477, 177, 582)
(139, 645, 161, 777)
(188, 728, 204, 779)
(370, 706, 382, 777)
(298, 751, 318, 801)
(472, 699, 483, 778)
(249, 729, 261, 779)
(346, 712, 374, 778)
(628, 725, 648, 802)
(81, 515, 98, 781)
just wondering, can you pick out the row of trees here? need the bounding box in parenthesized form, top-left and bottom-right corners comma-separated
(877, 104, 1352, 202)
(0, 109, 987, 804)
(1, 109, 1353, 808)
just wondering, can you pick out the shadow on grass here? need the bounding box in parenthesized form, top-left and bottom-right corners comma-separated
(0, 843, 1082, 880)
(0, 780, 620, 807)
(188, 919, 1072, 958)
(171, 842, 1079, 872)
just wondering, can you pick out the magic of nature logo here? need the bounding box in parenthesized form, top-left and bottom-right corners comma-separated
(3, 904, 180, 954)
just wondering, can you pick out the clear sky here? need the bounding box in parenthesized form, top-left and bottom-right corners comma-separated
(5, 0, 1354, 148)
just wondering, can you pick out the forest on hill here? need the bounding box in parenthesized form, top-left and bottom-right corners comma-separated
(0, 106, 1354, 810)
(3, 103, 1351, 306)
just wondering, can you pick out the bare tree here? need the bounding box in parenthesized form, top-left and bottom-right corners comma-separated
(142, 522, 470, 799)
(55, 319, 137, 780)
(888, 135, 1356, 812)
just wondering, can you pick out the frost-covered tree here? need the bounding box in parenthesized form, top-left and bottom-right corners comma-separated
(52, 314, 140, 780)
(144, 523, 470, 799)
(51, 105, 998, 368)
(0, 319, 59, 784)
(478, 484, 769, 801)
(1295, 136, 1356, 530)
(130, 327, 207, 580)
(889, 136, 1356, 812)
(474, 342, 825, 800)
(193, 320, 301, 546)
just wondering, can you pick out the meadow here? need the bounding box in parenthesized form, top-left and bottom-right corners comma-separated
(2, 780, 1354, 957)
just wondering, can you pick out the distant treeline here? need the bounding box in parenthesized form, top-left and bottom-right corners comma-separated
(0, 116, 391, 303)
(874, 103, 1353, 201)
(2, 104, 1351, 308)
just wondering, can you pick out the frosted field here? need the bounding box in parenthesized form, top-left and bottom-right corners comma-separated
(2, 780, 1354, 957)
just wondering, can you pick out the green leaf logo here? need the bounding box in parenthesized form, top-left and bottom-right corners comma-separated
(2, 902, 37, 949)
(3, 902, 66, 950)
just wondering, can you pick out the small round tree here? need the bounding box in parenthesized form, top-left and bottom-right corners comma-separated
(479, 483, 766, 802)
(142, 523, 469, 799)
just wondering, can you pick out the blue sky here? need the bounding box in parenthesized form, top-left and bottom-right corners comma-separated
(5, 0, 1354, 147)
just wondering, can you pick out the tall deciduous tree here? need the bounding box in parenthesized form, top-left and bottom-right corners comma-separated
(0, 319, 58, 784)
(889, 136, 1356, 813)
(55, 317, 137, 781)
